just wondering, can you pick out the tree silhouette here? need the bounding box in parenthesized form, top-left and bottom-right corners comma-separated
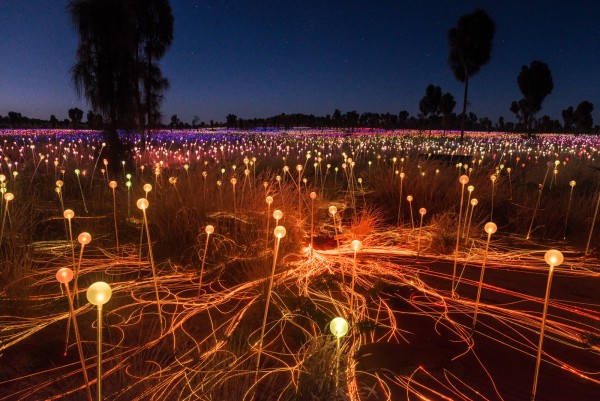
(574, 101, 594, 133)
(448, 8, 495, 140)
(562, 106, 574, 133)
(419, 85, 442, 126)
(68, 107, 84, 128)
(517, 60, 553, 137)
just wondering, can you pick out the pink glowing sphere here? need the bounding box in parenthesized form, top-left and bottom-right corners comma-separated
(56, 268, 74, 284)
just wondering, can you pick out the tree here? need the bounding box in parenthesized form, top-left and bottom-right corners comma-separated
(170, 114, 181, 127)
(574, 101, 594, 133)
(440, 92, 456, 131)
(50, 115, 58, 128)
(448, 8, 495, 140)
(7, 111, 22, 128)
(68, 107, 84, 128)
(419, 85, 442, 127)
(226, 114, 238, 129)
(516, 60, 553, 137)
(562, 106, 574, 132)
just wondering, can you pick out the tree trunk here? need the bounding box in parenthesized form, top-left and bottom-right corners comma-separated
(460, 74, 469, 141)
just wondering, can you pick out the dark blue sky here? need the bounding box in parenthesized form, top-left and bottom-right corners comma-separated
(1, 1, 599, 125)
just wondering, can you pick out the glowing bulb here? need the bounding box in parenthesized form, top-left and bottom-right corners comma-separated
(4, 193, 14, 201)
(86, 281, 112, 306)
(266, 196, 273, 205)
(407, 195, 413, 202)
(310, 191, 316, 199)
(109, 181, 117, 189)
(467, 185, 474, 192)
(544, 249, 563, 267)
(490, 175, 497, 182)
(569, 180, 576, 187)
(77, 232, 92, 245)
(143, 183, 152, 193)
(56, 180, 64, 188)
(328, 205, 337, 215)
(56, 267, 73, 284)
(484, 222, 497, 234)
(351, 239, 362, 252)
(273, 225, 286, 239)
(459, 175, 469, 185)
(471, 198, 478, 206)
(63, 209, 74, 219)
(419, 208, 426, 215)
(137, 198, 149, 210)
(329, 317, 349, 338)
(205, 225, 214, 235)
(273, 210, 283, 220)
(230, 178, 237, 185)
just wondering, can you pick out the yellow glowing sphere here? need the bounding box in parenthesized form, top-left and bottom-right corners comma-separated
(406, 195, 413, 202)
(400, 172, 405, 179)
(273, 210, 283, 220)
(467, 185, 474, 192)
(310, 191, 317, 199)
(143, 183, 152, 193)
(77, 232, 92, 245)
(56, 180, 64, 188)
(63, 209, 74, 219)
(296, 165, 303, 172)
(328, 205, 337, 215)
(169, 177, 177, 185)
(459, 175, 469, 185)
(351, 239, 362, 252)
(490, 175, 497, 182)
(86, 281, 112, 306)
(4, 193, 14, 201)
(205, 225, 214, 235)
(330, 317, 349, 338)
(419, 207, 426, 215)
(266, 196, 273, 205)
(273, 225, 286, 239)
(484, 222, 497, 234)
(244, 169, 250, 176)
(109, 180, 117, 189)
(230, 178, 237, 185)
(56, 267, 74, 284)
(471, 198, 478, 206)
(0, 175, 5, 182)
(544, 249, 564, 267)
(569, 180, 576, 187)
(137, 198, 149, 210)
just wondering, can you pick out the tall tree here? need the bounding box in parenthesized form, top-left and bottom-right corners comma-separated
(448, 8, 495, 140)
(419, 85, 443, 127)
(440, 92, 456, 131)
(562, 106, 575, 132)
(516, 60, 553, 137)
(574, 101, 594, 133)
(68, 107, 84, 128)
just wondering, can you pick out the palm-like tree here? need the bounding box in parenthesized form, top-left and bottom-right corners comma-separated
(517, 60, 553, 137)
(448, 9, 495, 140)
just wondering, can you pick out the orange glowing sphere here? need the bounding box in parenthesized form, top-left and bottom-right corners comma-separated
(77, 232, 92, 245)
(351, 239, 362, 252)
(273, 225, 286, 239)
(328, 205, 337, 215)
(569, 180, 576, 187)
(63, 209, 74, 219)
(137, 198, 149, 210)
(544, 249, 563, 267)
(419, 208, 426, 215)
(4, 193, 14, 201)
(143, 183, 152, 193)
(471, 198, 478, 206)
(273, 209, 283, 220)
(459, 175, 469, 185)
(400, 172, 405, 179)
(109, 180, 117, 189)
(266, 196, 273, 205)
(230, 178, 237, 185)
(490, 175, 497, 182)
(56, 267, 73, 284)
(406, 195, 413, 202)
(205, 225, 214, 235)
(484, 222, 497, 234)
(310, 191, 317, 199)
(296, 165, 303, 172)
(56, 180, 64, 187)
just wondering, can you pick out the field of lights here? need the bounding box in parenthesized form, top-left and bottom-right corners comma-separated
(0, 128, 598, 401)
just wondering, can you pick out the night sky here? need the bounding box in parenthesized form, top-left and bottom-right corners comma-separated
(1, 0, 599, 125)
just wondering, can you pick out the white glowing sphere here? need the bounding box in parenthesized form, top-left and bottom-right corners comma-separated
(459, 175, 469, 185)
(4, 193, 14, 201)
(273, 210, 283, 220)
(351, 239, 362, 252)
(484, 222, 497, 235)
(266, 196, 273, 205)
(77, 232, 92, 245)
(109, 180, 117, 189)
(328, 205, 337, 215)
(137, 198, 149, 210)
(330, 317, 349, 338)
(419, 208, 426, 215)
(63, 209, 74, 219)
(56, 267, 74, 284)
(273, 225, 286, 239)
(544, 249, 563, 267)
(86, 281, 112, 306)
(205, 225, 214, 235)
